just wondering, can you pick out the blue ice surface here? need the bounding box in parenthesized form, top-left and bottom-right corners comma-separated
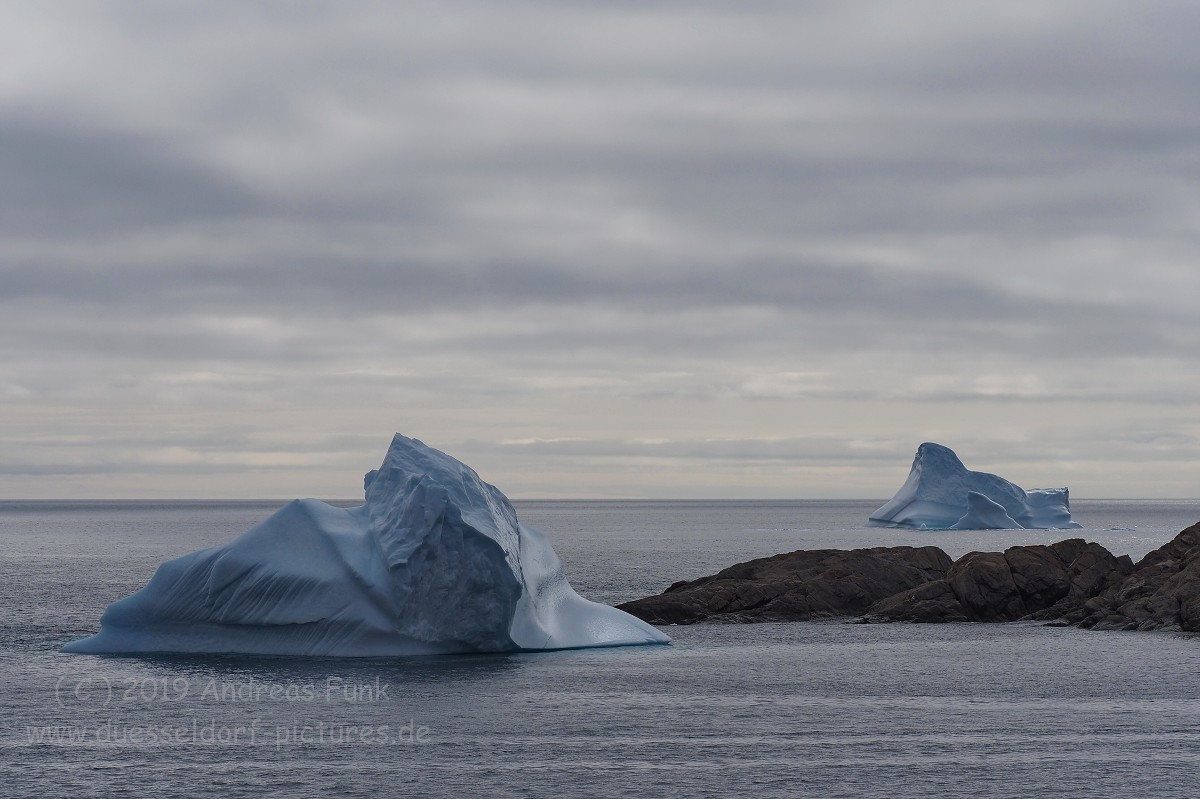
(869, 443, 1082, 531)
(64, 434, 669, 656)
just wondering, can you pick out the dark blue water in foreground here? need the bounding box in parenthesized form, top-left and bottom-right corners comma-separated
(3, 499, 1199, 797)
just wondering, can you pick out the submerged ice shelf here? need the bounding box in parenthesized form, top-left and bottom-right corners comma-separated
(869, 442, 1081, 531)
(64, 434, 669, 656)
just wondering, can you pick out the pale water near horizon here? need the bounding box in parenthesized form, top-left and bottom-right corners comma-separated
(2, 499, 1199, 797)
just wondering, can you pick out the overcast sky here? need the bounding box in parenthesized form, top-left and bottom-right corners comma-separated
(3, 1, 1199, 499)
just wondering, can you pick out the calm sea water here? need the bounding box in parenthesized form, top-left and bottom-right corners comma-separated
(2, 499, 1199, 797)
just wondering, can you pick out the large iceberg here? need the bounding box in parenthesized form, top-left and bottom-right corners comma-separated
(64, 434, 669, 656)
(868, 442, 1082, 530)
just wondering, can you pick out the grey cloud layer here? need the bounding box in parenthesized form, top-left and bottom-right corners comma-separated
(3, 1, 1199, 496)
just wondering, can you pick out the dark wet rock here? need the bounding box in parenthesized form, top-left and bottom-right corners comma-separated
(946, 551, 1026, 621)
(866, 580, 969, 623)
(615, 545, 952, 625)
(866, 540, 1132, 624)
(621, 522, 1200, 633)
(1068, 522, 1200, 632)
(1024, 542, 1133, 624)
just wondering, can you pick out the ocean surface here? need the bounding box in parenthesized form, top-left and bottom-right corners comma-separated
(3, 498, 1200, 797)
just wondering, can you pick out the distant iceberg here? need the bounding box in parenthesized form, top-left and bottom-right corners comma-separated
(64, 434, 669, 656)
(868, 442, 1081, 531)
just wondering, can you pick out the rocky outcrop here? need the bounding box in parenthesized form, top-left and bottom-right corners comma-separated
(619, 522, 1200, 632)
(867, 540, 1132, 623)
(616, 546, 952, 625)
(1053, 522, 1200, 632)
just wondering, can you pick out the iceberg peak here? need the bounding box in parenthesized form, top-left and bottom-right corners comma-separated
(64, 433, 669, 656)
(869, 442, 1081, 531)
